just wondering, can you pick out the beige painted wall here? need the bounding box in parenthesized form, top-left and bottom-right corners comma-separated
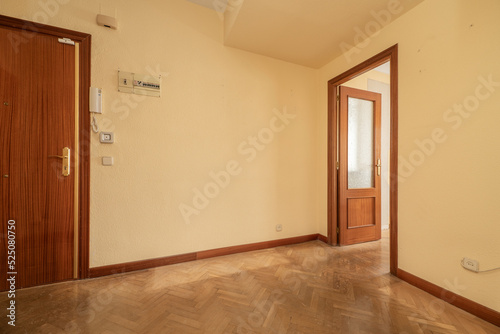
(343, 69, 390, 90)
(0, 0, 318, 267)
(317, 0, 500, 311)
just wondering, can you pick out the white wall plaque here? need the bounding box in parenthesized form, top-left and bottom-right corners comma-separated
(118, 71, 161, 97)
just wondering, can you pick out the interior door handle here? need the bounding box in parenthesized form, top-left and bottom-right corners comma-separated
(375, 159, 381, 176)
(49, 147, 70, 176)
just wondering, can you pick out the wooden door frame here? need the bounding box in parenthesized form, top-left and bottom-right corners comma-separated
(327, 44, 398, 275)
(0, 15, 91, 279)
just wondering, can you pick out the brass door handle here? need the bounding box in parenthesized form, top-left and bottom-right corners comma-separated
(375, 159, 381, 176)
(49, 147, 70, 176)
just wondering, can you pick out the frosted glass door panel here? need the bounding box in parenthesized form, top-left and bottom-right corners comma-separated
(348, 97, 374, 189)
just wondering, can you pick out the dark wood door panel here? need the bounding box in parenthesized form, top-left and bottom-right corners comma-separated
(347, 197, 376, 228)
(1, 27, 75, 289)
(0, 27, 17, 291)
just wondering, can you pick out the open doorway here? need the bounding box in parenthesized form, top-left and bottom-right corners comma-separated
(327, 45, 398, 275)
(342, 62, 391, 235)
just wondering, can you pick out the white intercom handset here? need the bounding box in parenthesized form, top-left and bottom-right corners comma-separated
(90, 87, 102, 132)
(90, 87, 102, 113)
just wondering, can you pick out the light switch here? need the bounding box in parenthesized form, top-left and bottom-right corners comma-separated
(100, 132, 114, 143)
(102, 156, 114, 166)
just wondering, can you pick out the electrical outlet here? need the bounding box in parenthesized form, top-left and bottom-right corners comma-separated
(462, 257, 479, 272)
(276, 224, 282, 232)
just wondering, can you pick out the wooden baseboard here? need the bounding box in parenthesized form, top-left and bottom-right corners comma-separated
(89, 252, 197, 278)
(397, 269, 500, 327)
(89, 234, 323, 278)
(317, 234, 328, 243)
(196, 234, 319, 260)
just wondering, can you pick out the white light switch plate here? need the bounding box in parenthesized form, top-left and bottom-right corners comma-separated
(100, 132, 114, 143)
(102, 156, 114, 166)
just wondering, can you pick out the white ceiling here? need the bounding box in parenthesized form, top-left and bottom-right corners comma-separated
(187, 0, 424, 68)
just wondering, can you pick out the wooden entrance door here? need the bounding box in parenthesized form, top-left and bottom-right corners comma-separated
(0, 26, 76, 290)
(338, 86, 381, 245)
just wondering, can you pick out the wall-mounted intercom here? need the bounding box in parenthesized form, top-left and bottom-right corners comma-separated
(90, 87, 102, 114)
(90, 87, 102, 133)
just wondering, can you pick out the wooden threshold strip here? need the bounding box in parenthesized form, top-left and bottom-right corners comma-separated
(397, 269, 500, 327)
(89, 234, 328, 278)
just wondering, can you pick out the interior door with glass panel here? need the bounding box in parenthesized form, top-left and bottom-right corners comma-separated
(338, 86, 381, 245)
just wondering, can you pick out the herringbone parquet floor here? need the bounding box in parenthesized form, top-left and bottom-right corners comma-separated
(1, 232, 499, 333)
